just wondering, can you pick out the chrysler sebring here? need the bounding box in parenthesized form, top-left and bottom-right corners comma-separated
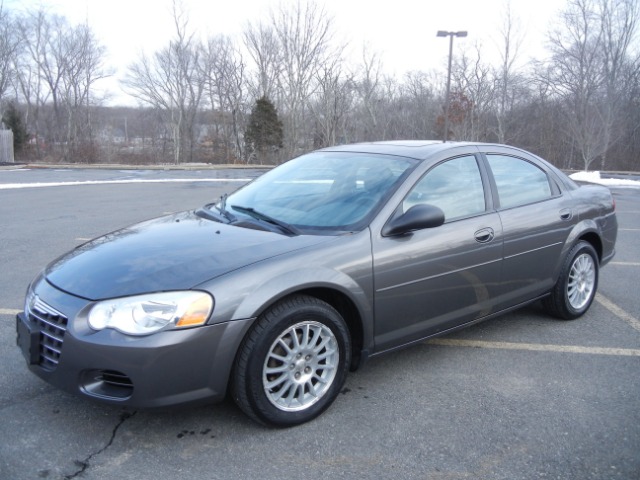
(16, 141, 617, 427)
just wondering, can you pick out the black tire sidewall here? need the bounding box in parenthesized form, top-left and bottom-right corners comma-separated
(244, 297, 351, 427)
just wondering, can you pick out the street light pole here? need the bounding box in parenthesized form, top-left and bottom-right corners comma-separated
(437, 30, 467, 142)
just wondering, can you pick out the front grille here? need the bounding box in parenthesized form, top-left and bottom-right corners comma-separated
(28, 296, 68, 370)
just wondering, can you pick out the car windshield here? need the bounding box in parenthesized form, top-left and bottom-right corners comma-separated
(216, 151, 417, 234)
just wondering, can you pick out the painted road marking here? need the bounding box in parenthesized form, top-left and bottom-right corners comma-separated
(425, 338, 640, 357)
(596, 293, 640, 332)
(0, 178, 252, 190)
(610, 262, 640, 266)
(0, 309, 20, 315)
(619, 228, 640, 231)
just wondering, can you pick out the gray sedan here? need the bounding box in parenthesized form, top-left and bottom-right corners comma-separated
(16, 141, 617, 427)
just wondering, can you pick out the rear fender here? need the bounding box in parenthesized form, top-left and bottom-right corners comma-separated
(552, 219, 600, 280)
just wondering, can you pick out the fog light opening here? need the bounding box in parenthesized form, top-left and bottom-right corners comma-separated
(80, 369, 134, 400)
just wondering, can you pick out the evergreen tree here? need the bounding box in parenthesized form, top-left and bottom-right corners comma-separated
(2, 102, 29, 153)
(245, 96, 283, 163)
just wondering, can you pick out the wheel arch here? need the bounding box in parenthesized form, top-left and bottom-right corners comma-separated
(290, 287, 365, 371)
(235, 279, 370, 372)
(563, 220, 603, 264)
(577, 231, 603, 263)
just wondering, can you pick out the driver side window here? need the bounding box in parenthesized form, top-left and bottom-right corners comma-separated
(403, 156, 486, 222)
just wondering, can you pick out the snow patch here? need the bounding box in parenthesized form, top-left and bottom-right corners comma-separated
(569, 171, 640, 188)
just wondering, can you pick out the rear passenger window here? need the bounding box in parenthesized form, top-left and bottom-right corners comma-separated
(487, 155, 552, 209)
(403, 155, 485, 222)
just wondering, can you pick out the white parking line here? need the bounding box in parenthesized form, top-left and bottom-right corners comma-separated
(0, 178, 251, 190)
(619, 228, 640, 231)
(610, 262, 640, 266)
(425, 338, 640, 357)
(0, 308, 20, 315)
(596, 294, 640, 332)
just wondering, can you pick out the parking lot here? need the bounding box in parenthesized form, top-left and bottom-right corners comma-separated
(1, 167, 639, 479)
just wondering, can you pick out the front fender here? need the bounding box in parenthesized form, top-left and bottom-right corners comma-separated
(231, 267, 372, 323)
(198, 230, 375, 354)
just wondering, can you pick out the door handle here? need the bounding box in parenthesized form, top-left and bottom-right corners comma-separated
(560, 208, 573, 221)
(474, 227, 494, 243)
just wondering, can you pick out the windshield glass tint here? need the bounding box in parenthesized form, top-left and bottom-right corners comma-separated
(224, 152, 417, 232)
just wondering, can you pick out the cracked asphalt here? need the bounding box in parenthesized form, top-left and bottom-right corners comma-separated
(0, 167, 638, 479)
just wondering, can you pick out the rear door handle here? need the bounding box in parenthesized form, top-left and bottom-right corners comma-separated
(560, 208, 573, 221)
(474, 227, 495, 243)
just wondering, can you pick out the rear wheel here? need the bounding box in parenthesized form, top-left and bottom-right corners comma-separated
(231, 295, 350, 427)
(544, 241, 599, 320)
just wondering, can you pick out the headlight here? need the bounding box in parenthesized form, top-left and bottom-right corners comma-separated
(88, 291, 214, 336)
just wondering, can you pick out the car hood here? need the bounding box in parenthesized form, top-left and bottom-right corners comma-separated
(45, 211, 333, 300)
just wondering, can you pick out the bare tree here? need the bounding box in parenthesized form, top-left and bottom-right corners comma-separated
(598, 0, 639, 168)
(13, 11, 46, 157)
(0, 5, 21, 112)
(400, 70, 439, 139)
(270, 0, 337, 155)
(16, 10, 65, 151)
(308, 52, 354, 147)
(543, 0, 638, 170)
(493, 2, 526, 144)
(515, 67, 570, 165)
(243, 22, 280, 101)
(11, 9, 107, 161)
(4, 0, 639, 170)
(354, 45, 383, 141)
(58, 23, 107, 161)
(124, 1, 205, 164)
(545, 0, 604, 170)
(202, 34, 247, 161)
(451, 43, 494, 141)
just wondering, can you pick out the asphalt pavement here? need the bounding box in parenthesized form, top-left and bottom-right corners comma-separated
(0, 167, 638, 480)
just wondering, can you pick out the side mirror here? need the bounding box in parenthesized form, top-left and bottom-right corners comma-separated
(382, 204, 445, 236)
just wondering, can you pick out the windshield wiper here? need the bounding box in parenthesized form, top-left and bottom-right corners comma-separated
(230, 205, 300, 236)
(215, 194, 236, 223)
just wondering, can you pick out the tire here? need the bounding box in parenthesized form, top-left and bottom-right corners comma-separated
(543, 240, 599, 320)
(231, 294, 351, 427)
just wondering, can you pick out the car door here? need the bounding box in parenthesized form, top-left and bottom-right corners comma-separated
(371, 154, 503, 352)
(483, 152, 577, 308)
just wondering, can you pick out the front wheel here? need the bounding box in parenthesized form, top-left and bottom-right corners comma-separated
(231, 295, 351, 427)
(544, 241, 599, 320)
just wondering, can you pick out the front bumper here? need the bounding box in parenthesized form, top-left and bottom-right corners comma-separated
(16, 278, 254, 408)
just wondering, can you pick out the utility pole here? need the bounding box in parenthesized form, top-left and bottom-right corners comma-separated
(437, 30, 468, 142)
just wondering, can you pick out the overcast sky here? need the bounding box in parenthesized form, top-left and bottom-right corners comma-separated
(7, 0, 567, 106)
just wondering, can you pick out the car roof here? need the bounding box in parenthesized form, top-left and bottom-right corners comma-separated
(319, 140, 493, 160)
(320, 140, 577, 191)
